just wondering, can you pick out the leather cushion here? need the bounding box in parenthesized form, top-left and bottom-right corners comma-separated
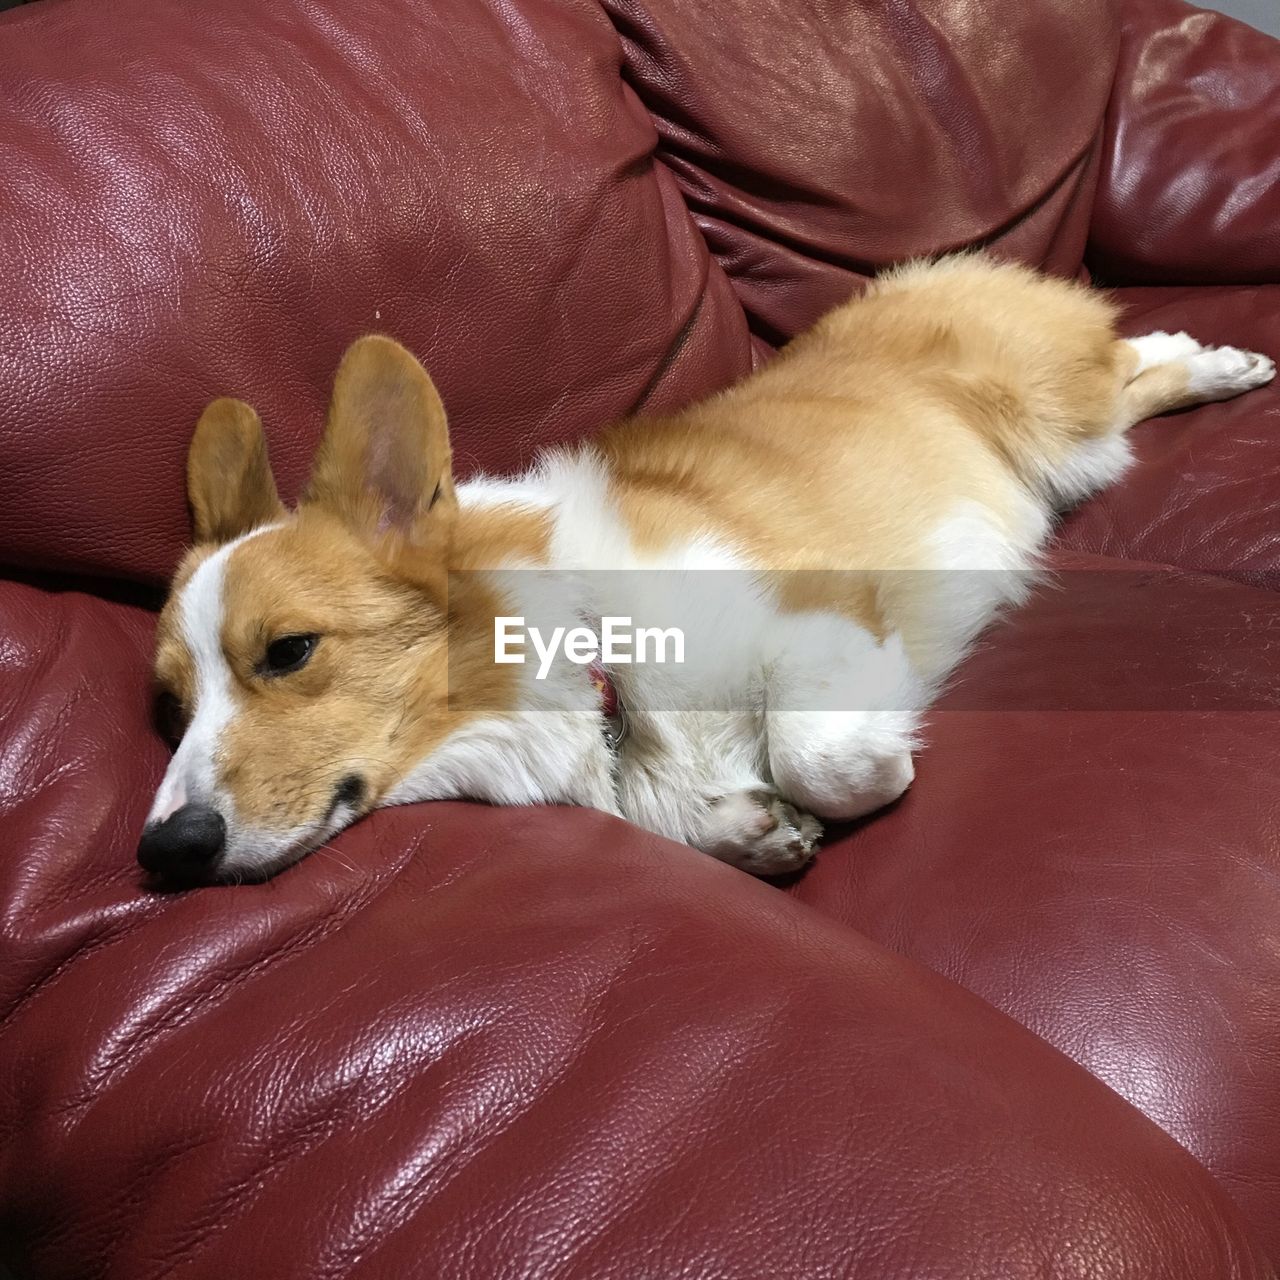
(791, 550, 1280, 1254)
(0, 579, 1270, 1277)
(0, 0, 749, 585)
(1089, 0, 1280, 286)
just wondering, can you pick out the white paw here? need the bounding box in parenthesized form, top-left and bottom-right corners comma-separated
(1186, 345, 1276, 401)
(1128, 330, 1205, 374)
(769, 708, 918, 821)
(838, 748, 915, 820)
(701, 789, 822, 876)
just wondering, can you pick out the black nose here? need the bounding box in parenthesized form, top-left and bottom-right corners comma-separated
(137, 805, 226, 879)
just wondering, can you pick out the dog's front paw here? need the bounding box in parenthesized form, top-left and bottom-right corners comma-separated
(701, 788, 823, 876)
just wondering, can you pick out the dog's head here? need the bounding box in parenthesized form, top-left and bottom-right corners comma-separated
(139, 336, 508, 884)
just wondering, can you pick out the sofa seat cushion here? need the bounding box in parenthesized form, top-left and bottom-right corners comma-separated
(790, 551, 1280, 1254)
(2, 582, 1270, 1277)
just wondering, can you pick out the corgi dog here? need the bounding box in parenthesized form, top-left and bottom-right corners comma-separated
(138, 256, 1274, 884)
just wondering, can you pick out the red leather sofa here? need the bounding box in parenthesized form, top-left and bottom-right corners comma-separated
(2, 0, 1279, 1275)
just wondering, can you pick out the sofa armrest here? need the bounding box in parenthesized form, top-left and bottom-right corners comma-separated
(0, 581, 1269, 1279)
(1088, 0, 1280, 284)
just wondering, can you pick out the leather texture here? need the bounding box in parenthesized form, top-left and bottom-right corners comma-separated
(3, 0, 1280, 1274)
(0, 589, 1270, 1279)
(792, 547, 1280, 1250)
(1060, 288, 1280, 571)
(0, 0, 750, 585)
(606, 0, 1116, 344)
(1089, 0, 1280, 286)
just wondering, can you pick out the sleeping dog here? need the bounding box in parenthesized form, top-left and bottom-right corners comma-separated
(138, 256, 1274, 883)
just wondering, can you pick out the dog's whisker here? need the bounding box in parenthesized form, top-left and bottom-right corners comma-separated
(313, 844, 358, 875)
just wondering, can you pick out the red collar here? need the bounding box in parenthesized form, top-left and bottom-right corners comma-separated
(588, 659, 619, 719)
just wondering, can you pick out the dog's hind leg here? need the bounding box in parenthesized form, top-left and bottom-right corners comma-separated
(1036, 332, 1275, 513)
(1117, 332, 1275, 426)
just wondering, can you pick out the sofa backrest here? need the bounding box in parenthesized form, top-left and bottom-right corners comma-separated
(0, 0, 1118, 586)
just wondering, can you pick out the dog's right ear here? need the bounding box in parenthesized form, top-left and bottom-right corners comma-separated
(187, 398, 284, 544)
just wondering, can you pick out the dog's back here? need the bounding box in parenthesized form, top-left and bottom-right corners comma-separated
(600, 256, 1121, 677)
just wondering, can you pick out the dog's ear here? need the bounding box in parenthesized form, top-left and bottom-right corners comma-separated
(305, 336, 456, 574)
(187, 399, 284, 544)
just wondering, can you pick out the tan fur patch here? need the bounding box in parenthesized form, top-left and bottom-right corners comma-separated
(586, 257, 1134, 642)
(1118, 361, 1193, 424)
(188, 399, 284, 543)
(452, 505, 551, 569)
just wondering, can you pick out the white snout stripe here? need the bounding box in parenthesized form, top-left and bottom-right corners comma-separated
(147, 528, 274, 827)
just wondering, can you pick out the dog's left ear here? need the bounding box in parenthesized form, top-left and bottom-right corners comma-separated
(187, 398, 284, 544)
(305, 335, 457, 578)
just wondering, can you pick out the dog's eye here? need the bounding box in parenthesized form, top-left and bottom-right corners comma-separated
(260, 634, 319, 677)
(156, 692, 187, 746)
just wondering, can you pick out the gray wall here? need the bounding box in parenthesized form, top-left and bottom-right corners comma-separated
(1202, 0, 1280, 36)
